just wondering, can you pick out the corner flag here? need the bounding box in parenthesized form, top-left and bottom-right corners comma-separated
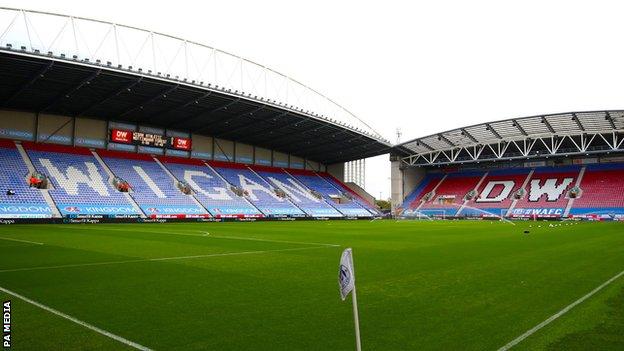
(339, 248, 355, 300)
(338, 248, 362, 351)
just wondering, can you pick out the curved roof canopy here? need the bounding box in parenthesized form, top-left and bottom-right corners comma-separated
(395, 110, 624, 166)
(0, 7, 391, 163)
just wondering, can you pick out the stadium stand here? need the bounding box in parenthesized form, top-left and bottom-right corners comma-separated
(0, 141, 386, 219)
(0, 140, 53, 218)
(288, 169, 372, 217)
(6, 139, 624, 221)
(99, 150, 209, 217)
(417, 171, 486, 217)
(398, 163, 624, 219)
(459, 169, 531, 217)
(319, 173, 380, 215)
(568, 163, 624, 217)
(511, 165, 580, 218)
(208, 161, 306, 217)
(252, 165, 343, 217)
(158, 156, 262, 218)
(400, 174, 445, 216)
(24, 142, 140, 217)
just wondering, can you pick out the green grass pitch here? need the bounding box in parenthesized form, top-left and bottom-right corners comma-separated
(1, 220, 623, 350)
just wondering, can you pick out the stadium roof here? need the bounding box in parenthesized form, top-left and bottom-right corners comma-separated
(0, 7, 391, 164)
(395, 110, 624, 166)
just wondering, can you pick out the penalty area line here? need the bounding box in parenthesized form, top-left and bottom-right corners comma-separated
(497, 268, 624, 351)
(0, 286, 152, 351)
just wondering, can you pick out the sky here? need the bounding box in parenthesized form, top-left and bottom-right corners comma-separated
(6, 0, 624, 199)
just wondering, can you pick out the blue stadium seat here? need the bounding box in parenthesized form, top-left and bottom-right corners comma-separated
(289, 169, 372, 217)
(0, 140, 52, 218)
(253, 166, 343, 217)
(209, 161, 306, 217)
(24, 143, 139, 217)
(319, 173, 380, 215)
(159, 157, 262, 218)
(99, 151, 208, 217)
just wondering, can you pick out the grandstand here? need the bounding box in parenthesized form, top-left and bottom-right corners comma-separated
(393, 111, 624, 220)
(0, 137, 382, 219)
(22, 142, 141, 217)
(0, 7, 388, 221)
(288, 169, 373, 217)
(251, 165, 344, 217)
(0, 139, 53, 218)
(159, 157, 263, 218)
(99, 150, 209, 218)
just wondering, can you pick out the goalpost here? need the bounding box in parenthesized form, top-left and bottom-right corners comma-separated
(500, 208, 509, 220)
(396, 209, 447, 220)
(426, 210, 446, 220)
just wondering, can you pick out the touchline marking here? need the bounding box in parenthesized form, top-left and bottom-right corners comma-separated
(0, 236, 44, 245)
(0, 286, 152, 351)
(0, 245, 333, 274)
(497, 268, 624, 351)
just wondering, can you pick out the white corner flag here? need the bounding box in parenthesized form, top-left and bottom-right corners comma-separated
(339, 248, 362, 351)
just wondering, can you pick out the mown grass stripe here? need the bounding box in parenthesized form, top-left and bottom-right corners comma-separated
(0, 236, 44, 245)
(498, 268, 624, 350)
(0, 286, 153, 351)
(0, 245, 334, 274)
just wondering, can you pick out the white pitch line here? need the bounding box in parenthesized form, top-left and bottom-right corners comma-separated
(59, 226, 201, 237)
(0, 286, 152, 351)
(0, 245, 333, 274)
(57, 226, 341, 247)
(202, 233, 340, 247)
(497, 268, 624, 351)
(0, 236, 44, 245)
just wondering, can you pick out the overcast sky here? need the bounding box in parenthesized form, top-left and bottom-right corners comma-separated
(7, 0, 624, 199)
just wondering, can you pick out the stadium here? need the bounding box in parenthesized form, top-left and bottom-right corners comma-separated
(1, 6, 623, 351)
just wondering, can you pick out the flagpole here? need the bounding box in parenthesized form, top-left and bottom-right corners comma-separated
(339, 247, 362, 351)
(351, 284, 362, 351)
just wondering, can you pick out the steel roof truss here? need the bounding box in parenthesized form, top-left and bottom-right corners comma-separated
(539, 135, 565, 154)
(401, 131, 624, 166)
(486, 141, 510, 158)
(510, 139, 536, 157)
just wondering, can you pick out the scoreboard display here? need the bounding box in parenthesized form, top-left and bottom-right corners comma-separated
(110, 129, 191, 150)
(132, 131, 168, 147)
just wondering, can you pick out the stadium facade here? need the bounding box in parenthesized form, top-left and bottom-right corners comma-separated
(391, 111, 624, 220)
(0, 8, 389, 220)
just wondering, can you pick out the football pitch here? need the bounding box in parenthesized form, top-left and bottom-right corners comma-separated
(1, 220, 623, 350)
